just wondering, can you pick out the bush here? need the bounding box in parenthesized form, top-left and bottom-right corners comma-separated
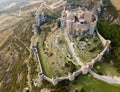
(89, 47, 97, 52)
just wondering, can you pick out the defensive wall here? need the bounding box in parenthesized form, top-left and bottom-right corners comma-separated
(31, 22, 111, 86)
(30, 0, 114, 85)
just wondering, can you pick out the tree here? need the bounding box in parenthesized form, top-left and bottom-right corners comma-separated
(57, 19, 61, 28)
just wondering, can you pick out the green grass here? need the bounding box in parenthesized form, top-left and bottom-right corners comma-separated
(38, 36, 54, 78)
(69, 34, 103, 63)
(39, 74, 120, 92)
(78, 52, 88, 62)
(93, 61, 120, 77)
(70, 74, 120, 92)
(61, 34, 78, 64)
(37, 30, 80, 78)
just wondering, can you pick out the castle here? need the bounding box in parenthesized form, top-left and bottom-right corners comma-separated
(35, 12, 47, 26)
(60, 7, 98, 35)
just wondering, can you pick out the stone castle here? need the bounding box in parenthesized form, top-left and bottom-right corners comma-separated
(35, 12, 47, 26)
(60, 7, 98, 35)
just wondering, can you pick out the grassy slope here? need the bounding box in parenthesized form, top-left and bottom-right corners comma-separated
(72, 74, 120, 92)
(39, 74, 120, 92)
(0, 17, 39, 91)
(36, 1, 120, 91)
(38, 33, 54, 78)
(93, 61, 120, 77)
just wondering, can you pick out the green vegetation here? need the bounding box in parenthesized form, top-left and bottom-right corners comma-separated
(38, 36, 54, 78)
(38, 74, 120, 92)
(37, 19, 80, 78)
(93, 61, 120, 76)
(64, 61, 76, 73)
(103, 0, 118, 16)
(100, 0, 119, 23)
(0, 18, 39, 91)
(69, 34, 103, 63)
(1, 1, 120, 91)
(98, 21, 120, 73)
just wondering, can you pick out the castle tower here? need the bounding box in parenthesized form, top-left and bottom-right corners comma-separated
(61, 7, 98, 36)
(38, 73, 44, 80)
(41, 12, 46, 22)
(68, 73, 75, 81)
(66, 20, 73, 35)
(106, 40, 111, 54)
(81, 65, 89, 74)
(89, 22, 96, 35)
(32, 24, 38, 34)
(66, 11, 75, 35)
(35, 13, 41, 26)
(84, 11, 92, 23)
(52, 78, 58, 86)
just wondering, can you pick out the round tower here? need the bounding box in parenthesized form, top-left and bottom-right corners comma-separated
(68, 73, 75, 81)
(52, 78, 58, 86)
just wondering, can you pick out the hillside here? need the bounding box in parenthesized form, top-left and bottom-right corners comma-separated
(0, 0, 120, 92)
(110, 0, 120, 10)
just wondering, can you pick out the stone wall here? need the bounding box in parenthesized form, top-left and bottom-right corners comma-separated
(31, 5, 111, 85)
(39, 30, 111, 85)
(87, 31, 111, 68)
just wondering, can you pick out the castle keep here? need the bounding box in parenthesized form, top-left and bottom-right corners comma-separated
(60, 7, 98, 35)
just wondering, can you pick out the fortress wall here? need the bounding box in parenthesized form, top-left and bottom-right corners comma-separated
(89, 22, 96, 34)
(66, 21, 73, 34)
(58, 77, 69, 81)
(32, 43, 43, 74)
(81, 24, 90, 31)
(89, 69, 120, 85)
(100, 47, 108, 56)
(89, 14, 98, 34)
(36, 49, 43, 73)
(84, 11, 92, 23)
(87, 31, 111, 69)
(43, 75, 53, 83)
(32, 6, 112, 85)
(88, 45, 108, 67)
(74, 69, 82, 77)
(96, 30, 107, 46)
(32, 24, 43, 74)
(36, 30, 111, 85)
(38, 69, 83, 85)
(74, 23, 90, 31)
(33, 27, 111, 85)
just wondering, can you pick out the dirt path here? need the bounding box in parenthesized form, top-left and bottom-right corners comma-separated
(64, 31, 85, 67)
(17, 36, 33, 91)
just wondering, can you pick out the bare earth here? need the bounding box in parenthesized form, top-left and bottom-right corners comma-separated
(110, 0, 120, 10)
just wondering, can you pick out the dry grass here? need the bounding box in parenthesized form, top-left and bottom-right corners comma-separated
(0, 29, 13, 48)
(110, 0, 120, 10)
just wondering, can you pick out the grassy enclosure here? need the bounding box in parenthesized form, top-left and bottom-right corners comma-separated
(37, 18, 80, 78)
(69, 33, 104, 63)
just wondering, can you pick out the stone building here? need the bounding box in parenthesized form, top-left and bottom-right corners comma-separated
(35, 12, 47, 26)
(60, 7, 98, 35)
(32, 24, 38, 35)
